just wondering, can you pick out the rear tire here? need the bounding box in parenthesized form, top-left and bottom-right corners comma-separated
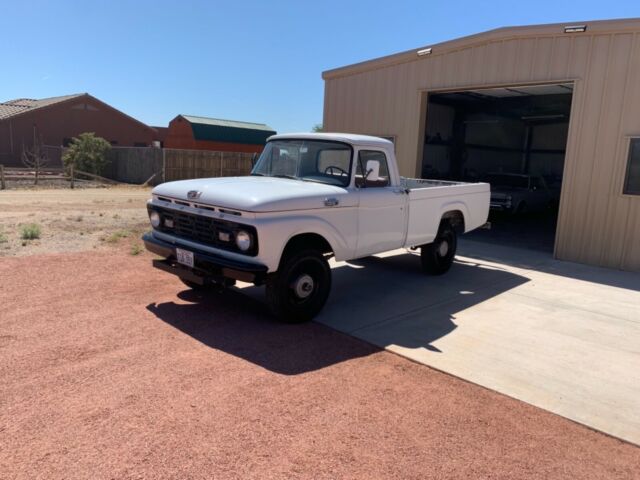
(266, 249, 331, 323)
(421, 222, 457, 275)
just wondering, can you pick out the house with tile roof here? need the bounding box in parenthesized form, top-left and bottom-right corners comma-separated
(164, 114, 276, 153)
(0, 93, 159, 167)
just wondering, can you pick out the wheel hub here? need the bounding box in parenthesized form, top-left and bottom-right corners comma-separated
(438, 240, 449, 257)
(292, 274, 315, 299)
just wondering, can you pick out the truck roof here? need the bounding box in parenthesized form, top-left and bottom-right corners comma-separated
(268, 132, 394, 148)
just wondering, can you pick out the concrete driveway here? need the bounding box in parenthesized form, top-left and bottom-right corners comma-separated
(247, 239, 640, 445)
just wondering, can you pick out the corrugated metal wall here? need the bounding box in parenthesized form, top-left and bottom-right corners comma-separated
(322, 20, 640, 271)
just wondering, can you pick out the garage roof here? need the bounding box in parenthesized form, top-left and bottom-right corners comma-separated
(322, 18, 640, 80)
(178, 115, 276, 145)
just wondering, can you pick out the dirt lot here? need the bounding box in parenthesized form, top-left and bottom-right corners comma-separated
(0, 187, 151, 257)
(1, 189, 639, 478)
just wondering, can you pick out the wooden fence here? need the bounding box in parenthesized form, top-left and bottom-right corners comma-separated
(103, 147, 163, 185)
(0, 165, 119, 189)
(101, 147, 254, 185)
(1, 146, 255, 186)
(163, 149, 254, 182)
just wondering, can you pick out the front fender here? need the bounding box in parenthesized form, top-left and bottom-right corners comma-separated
(253, 210, 357, 271)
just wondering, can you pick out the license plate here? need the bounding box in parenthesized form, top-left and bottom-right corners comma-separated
(176, 248, 194, 268)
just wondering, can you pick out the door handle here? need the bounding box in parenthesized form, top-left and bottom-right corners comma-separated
(324, 197, 339, 207)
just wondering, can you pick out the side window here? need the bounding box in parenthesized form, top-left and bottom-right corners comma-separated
(623, 138, 640, 195)
(356, 150, 390, 188)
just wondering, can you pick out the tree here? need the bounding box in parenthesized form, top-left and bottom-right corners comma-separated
(62, 132, 111, 175)
(21, 136, 49, 185)
(312, 123, 323, 132)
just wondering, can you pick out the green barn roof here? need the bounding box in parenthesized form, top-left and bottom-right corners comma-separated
(180, 115, 276, 145)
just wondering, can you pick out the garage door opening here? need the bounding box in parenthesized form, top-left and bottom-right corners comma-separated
(421, 83, 574, 252)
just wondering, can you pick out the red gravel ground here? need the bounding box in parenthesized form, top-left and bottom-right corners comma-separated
(1, 250, 639, 479)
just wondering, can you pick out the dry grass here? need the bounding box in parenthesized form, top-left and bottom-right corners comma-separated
(0, 187, 151, 257)
(105, 230, 131, 244)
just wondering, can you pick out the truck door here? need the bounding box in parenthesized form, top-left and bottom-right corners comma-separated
(354, 149, 406, 257)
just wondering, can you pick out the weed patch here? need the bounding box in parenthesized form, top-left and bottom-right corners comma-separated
(105, 230, 130, 243)
(20, 224, 41, 240)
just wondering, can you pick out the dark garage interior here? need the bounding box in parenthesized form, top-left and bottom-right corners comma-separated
(422, 83, 574, 252)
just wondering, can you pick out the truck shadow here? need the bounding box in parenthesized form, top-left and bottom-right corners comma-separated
(146, 290, 380, 376)
(316, 252, 530, 350)
(147, 251, 529, 375)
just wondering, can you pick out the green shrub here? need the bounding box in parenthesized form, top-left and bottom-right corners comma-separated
(62, 132, 111, 174)
(130, 244, 143, 256)
(0, 232, 8, 243)
(20, 224, 41, 240)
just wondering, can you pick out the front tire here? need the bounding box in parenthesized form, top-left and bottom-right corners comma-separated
(421, 222, 457, 275)
(266, 249, 331, 323)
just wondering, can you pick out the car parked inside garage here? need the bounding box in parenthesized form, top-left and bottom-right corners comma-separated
(487, 172, 553, 214)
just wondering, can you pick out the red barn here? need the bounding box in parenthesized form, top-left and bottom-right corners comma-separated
(164, 115, 276, 153)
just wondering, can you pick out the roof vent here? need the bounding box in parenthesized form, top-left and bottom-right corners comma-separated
(417, 47, 432, 57)
(564, 25, 587, 33)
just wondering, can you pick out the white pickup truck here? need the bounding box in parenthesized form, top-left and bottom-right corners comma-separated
(143, 133, 490, 322)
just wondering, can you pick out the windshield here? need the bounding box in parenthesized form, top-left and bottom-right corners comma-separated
(251, 140, 353, 187)
(485, 174, 530, 189)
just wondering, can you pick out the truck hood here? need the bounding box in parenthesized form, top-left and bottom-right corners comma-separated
(152, 176, 355, 212)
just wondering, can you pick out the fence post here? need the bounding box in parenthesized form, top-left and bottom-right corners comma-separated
(219, 151, 223, 177)
(70, 164, 74, 189)
(0, 164, 5, 190)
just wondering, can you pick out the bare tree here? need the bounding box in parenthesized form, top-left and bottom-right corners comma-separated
(22, 137, 49, 185)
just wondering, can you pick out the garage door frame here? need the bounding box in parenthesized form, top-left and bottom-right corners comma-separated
(416, 79, 580, 257)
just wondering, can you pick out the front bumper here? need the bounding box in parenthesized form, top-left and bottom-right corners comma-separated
(143, 232, 268, 285)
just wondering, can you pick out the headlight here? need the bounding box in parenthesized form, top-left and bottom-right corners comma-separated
(149, 210, 161, 228)
(235, 230, 252, 251)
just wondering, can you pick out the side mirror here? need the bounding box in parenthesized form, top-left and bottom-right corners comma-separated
(365, 160, 380, 181)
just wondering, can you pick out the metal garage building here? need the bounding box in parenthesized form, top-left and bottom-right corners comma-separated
(322, 18, 640, 271)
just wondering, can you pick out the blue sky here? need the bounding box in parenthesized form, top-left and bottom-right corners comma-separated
(1, 1, 637, 133)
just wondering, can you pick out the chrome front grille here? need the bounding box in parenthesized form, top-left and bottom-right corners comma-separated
(151, 206, 258, 256)
(158, 208, 232, 249)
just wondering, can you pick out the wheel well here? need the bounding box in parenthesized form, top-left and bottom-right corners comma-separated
(441, 210, 465, 233)
(282, 233, 334, 258)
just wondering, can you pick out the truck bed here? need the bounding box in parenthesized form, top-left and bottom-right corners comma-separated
(401, 177, 479, 190)
(400, 177, 491, 247)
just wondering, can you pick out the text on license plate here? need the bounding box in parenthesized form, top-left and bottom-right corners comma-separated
(176, 248, 194, 268)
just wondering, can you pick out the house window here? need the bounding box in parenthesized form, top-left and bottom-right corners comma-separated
(623, 138, 640, 195)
